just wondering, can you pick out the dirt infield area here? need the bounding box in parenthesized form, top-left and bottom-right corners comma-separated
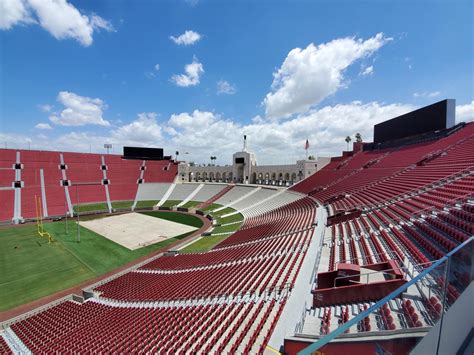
(79, 212, 198, 250)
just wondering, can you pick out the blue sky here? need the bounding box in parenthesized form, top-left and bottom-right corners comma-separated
(0, 0, 473, 164)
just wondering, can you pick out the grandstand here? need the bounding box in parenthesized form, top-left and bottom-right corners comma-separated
(0, 101, 473, 354)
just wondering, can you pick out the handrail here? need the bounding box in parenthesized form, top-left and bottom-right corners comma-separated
(298, 236, 473, 355)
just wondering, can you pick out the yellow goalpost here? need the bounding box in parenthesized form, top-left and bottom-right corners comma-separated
(35, 195, 53, 243)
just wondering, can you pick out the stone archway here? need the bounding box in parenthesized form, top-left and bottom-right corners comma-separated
(291, 173, 297, 184)
(264, 172, 270, 184)
(271, 172, 277, 185)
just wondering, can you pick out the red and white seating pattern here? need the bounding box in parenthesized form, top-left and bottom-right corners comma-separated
(299, 124, 473, 339)
(0, 149, 178, 221)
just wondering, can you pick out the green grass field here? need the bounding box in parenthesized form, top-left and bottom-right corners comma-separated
(211, 222, 242, 234)
(74, 202, 108, 213)
(179, 206, 243, 252)
(0, 211, 203, 311)
(181, 201, 200, 208)
(180, 235, 230, 253)
(160, 200, 181, 208)
(135, 200, 159, 209)
(211, 207, 235, 217)
(111, 201, 134, 209)
(215, 213, 243, 225)
(199, 203, 222, 213)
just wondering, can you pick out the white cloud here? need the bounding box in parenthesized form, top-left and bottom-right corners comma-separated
(217, 80, 237, 95)
(456, 101, 474, 123)
(10, 100, 474, 165)
(0, 0, 33, 29)
(413, 91, 441, 98)
(112, 112, 162, 143)
(169, 110, 216, 129)
(170, 30, 201, 46)
(263, 33, 391, 120)
(162, 102, 413, 163)
(35, 122, 52, 130)
(89, 14, 114, 32)
(38, 104, 53, 112)
(55, 131, 108, 152)
(0, 0, 114, 46)
(154, 64, 160, 71)
(171, 57, 204, 87)
(360, 65, 374, 76)
(49, 91, 110, 126)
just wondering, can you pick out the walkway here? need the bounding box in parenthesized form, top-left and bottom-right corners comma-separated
(267, 204, 327, 352)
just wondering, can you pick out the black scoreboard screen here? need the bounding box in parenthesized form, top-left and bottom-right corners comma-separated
(373, 99, 455, 144)
(123, 147, 164, 160)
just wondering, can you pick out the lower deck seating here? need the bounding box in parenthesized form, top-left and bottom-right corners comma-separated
(10, 299, 283, 354)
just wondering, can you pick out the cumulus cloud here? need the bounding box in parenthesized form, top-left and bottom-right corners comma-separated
(171, 57, 204, 87)
(217, 80, 237, 95)
(0, 0, 114, 46)
(112, 112, 162, 143)
(413, 91, 441, 98)
(11, 100, 474, 165)
(49, 91, 110, 126)
(263, 33, 391, 120)
(35, 122, 52, 130)
(456, 101, 474, 123)
(0, 0, 33, 29)
(162, 102, 413, 163)
(170, 30, 201, 46)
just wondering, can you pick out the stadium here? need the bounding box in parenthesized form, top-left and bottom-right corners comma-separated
(1, 1, 473, 354)
(0, 97, 473, 354)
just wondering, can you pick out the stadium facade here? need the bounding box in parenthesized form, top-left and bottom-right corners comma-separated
(177, 135, 331, 185)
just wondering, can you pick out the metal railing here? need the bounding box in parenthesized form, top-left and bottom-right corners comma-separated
(298, 236, 473, 354)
